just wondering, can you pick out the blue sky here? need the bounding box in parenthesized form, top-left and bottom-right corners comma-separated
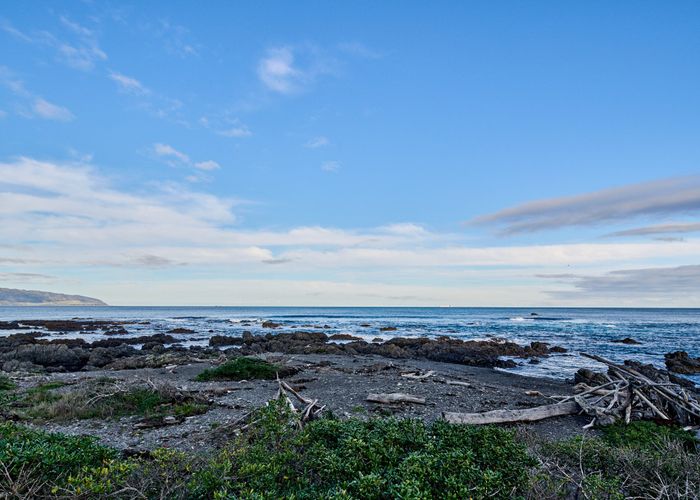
(1, 1, 700, 306)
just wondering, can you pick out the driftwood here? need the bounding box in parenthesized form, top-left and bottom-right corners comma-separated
(443, 353, 700, 429)
(443, 401, 580, 425)
(401, 370, 435, 380)
(367, 393, 426, 405)
(445, 380, 472, 388)
(559, 353, 700, 428)
(276, 375, 325, 425)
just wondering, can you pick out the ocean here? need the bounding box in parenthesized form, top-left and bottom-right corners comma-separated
(1, 306, 699, 383)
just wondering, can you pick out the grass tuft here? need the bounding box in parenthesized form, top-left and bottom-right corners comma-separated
(195, 356, 291, 381)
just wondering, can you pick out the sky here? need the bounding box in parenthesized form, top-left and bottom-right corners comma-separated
(1, 1, 699, 306)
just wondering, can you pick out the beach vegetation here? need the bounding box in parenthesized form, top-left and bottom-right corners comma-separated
(194, 356, 287, 381)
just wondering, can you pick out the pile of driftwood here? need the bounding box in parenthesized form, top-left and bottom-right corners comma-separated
(445, 353, 700, 428)
(567, 353, 700, 428)
(275, 376, 326, 426)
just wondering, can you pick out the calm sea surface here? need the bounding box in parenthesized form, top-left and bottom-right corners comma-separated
(1, 307, 699, 383)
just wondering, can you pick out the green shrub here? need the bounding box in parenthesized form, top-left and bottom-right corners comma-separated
(0, 422, 116, 496)
(0, 373, 15, 391)
(601, 420, 698, 450)
(530, 421, 700, 499)
(192, 399, 535, 499)
(12, 380, 208, 422)
(195, 357, 287, 381)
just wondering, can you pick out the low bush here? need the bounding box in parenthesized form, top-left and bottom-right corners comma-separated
(0, 373, 15, 391)
(194, 356, 290, 381)
(8, 379, 208, 422)
(529, 421, 700, 499)
(0, 422, 116, 497)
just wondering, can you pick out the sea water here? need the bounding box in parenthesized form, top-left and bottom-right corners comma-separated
(1, 306, 699, 383)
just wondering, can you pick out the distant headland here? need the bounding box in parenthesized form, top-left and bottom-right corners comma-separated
(0, 287, 106, 306)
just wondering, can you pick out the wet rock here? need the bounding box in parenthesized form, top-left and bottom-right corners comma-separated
(0, 321, 25, 330)
(90, 334, 177, 348)
(167, 328, 195, 334)
(262, 321, 281, 328)
(6, 344, 90, 371)
(88, 346, 137, 368)
(329, 333, 363, 341)
(574, 368, 608, 386)
(612, 337, 642, 345)
(665, 351, 700, 375)
(209, 335, 244, 347)
(379, 326, 398, 332)
(105, 327, 129, 335)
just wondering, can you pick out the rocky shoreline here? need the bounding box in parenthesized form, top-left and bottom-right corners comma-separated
(1, 318, 697, 453)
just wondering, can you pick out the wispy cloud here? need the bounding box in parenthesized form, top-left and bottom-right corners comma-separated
(154, 19, 199, 57)
(194, 160, 220, 171)
(604, 222, 700, 238)
(539, 265, 700, 300)
(109, 71, 149, 95)
(153, 143, 190, 164)
(152, 143, 221, 177)
(305, 136, 330, 148)
(0, 66, 74, 121)
(337, 41, 384, 59)
(218, 125, 252, 138)
(32, 97, 74, 121)
(321, 160, 341, 173)
(0, 272, 58, 284)
(2, 17, 107, 71)
(472, 176, 700, 235)
(257, 45, 337, 94)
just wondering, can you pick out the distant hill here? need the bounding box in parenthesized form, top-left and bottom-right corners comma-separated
(0, 288, 107, 306)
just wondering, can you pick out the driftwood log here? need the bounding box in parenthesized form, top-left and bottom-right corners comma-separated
(367, 393, 426, 405)
(443, 353, 700, 429)
(443, 401, 580, 425)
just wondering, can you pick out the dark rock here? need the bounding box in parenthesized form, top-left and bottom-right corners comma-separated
(665, 351, 700, 374)
(329, 333, 363, 341)
(371, 337, 383, 342)
(7, 344, 90, 371)
(167, 328, 195, 334)
(262, 321, 281, 328)
(209, 335, 244, 347)
(360, 323, 371, 327)
(0, 321, 25, 330)
(550, 346, 568, 353)
(90, 334, 176, 348)
(612, 337, 642, 345)
(379, 326, 398, 332)
(574, 368, 608, 386)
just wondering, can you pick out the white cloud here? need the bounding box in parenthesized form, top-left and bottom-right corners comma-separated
(2, 18, 107, 71)
(4, 157, 700, 306)
(32, 97, 74, 121)
(305, 136, 330, 148)
(194, 160, 220, 171)
(153, 143, 190, 163)
(258, 47, 300, 93)
(0, 66, 74, 121)
(321, 160, 341, 172)
(109, 71, 149, 95)
(219, 125, 252, 138)
(257, 45, 337, 94)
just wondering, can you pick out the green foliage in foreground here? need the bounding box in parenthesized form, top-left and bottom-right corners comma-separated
(0, 373, 15, 391)
(194, 356, 283, 381)
(0, 422, 116, 493)
(2, 400, 699, 499)
(1, 400, 534, 499)
(530, 421, 699, 499)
